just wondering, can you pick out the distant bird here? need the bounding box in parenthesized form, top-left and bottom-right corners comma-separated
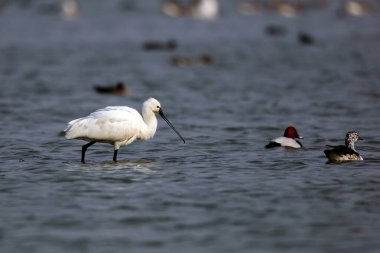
(143, 40, 177, 51)
(238, 1, 265, 15)
(94, 82, 130, 96)
(265, 126, 303, 149)
(272, 0, 304, 18)
(65, 98, 185, 163)
(0, 2, 6, 12)
(162, 0, 219, 20)
(298, 32, 314, 45)
(162, 0, 184, 17)
(62, 0, 80, 20)
(345, 0, 377, 16)
(265, 24, 287, 36)
(171, 54, 213, 66)
(193, 0, 219, 19)
(324, 131, 363, 163)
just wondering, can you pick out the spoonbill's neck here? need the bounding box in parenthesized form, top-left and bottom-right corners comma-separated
(140, 107, 158, 140)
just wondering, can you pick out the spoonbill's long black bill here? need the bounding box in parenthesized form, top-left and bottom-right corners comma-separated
(159, 109, 185, 143)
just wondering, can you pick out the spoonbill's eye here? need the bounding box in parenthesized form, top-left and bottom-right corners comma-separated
(156, 106, 160, 109)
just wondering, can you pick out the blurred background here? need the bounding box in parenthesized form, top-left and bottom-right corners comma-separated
(1, 1, 380, 253)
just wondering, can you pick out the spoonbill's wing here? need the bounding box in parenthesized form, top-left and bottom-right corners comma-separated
(65, 106, 144, 142)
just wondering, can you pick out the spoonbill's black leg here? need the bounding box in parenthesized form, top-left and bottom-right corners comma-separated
(81, 141, 96, 163)
(113, 149, 119, 162)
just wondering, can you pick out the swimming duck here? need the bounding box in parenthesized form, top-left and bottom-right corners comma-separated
(162, 0, 219, 20)
(345, 0, 377, 16)
(194, 0, 219, 19)
(238, 1, 265, 16)
(272, 0, 304, 18)
(265, 126, 303, 149)
(265, 24, 287, 36)
(324, 131, 363, 163)
(143, 40, 177, 51)
(171, 54, 213, 67)
(298, 32, 314, 45)
(62, 0, 80, 20)
(94, 82, 130, 96)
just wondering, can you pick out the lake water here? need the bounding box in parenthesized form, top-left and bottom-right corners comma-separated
(1, 1, 380, 253)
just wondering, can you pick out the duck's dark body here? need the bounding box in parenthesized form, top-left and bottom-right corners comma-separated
(323, 131, 363, 163)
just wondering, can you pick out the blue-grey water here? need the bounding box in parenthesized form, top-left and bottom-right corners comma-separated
(1, 1, 380, 252)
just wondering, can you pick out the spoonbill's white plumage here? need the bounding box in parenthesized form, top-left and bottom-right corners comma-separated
(64, 98, 185, 163)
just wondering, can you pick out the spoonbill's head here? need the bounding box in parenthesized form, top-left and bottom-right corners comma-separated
(144, 98, 162, 113)
(145, 98, 186, 144)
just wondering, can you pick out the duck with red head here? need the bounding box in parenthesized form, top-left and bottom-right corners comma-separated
(265, 126, 303, 149)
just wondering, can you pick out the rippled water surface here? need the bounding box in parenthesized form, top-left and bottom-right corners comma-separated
(1, 1, 380, 253)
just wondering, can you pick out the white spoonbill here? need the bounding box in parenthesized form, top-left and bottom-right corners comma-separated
(64, 98, 185, 163)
